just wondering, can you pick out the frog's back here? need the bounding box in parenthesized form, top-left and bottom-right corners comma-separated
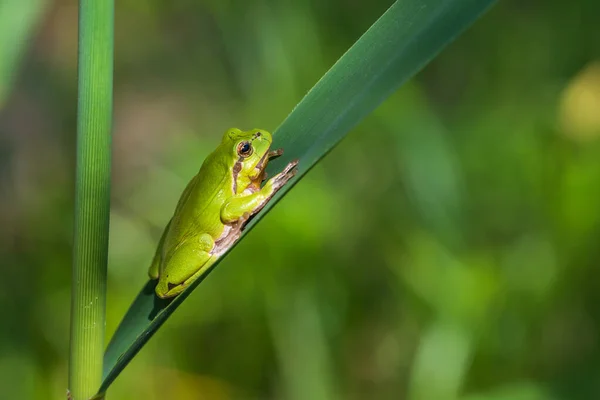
(166, 149, 234, 248)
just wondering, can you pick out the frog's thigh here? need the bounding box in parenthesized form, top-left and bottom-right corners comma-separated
(148, 219, 172, 279)
(162, 233, 214, 286)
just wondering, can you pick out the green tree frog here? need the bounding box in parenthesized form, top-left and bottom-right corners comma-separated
(148, 128, 298, 298)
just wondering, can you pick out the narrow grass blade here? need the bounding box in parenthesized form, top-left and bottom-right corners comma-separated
(100, 0, 496, 394)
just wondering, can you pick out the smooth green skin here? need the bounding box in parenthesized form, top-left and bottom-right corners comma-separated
(148, 128, 298, 298)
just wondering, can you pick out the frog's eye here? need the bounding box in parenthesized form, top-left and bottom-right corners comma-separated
(237, 141, 253, 158)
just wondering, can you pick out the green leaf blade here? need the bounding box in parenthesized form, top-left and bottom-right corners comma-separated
(100, 0, 496, 394)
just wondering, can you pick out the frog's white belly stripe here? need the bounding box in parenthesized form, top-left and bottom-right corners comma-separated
(210, 218, 247, 257)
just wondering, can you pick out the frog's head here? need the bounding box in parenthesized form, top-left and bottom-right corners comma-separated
(223, 128, 273, 191)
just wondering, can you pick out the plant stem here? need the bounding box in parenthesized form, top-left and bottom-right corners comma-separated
(68, 0, 114, 398)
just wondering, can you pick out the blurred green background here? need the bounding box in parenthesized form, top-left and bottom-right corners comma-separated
(2, 0, 600, 399)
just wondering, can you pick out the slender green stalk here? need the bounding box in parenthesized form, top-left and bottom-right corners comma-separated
(68, 0, 114, 399)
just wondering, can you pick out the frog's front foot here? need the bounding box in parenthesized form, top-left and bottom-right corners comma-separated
(268, 148, 284, 159)
(271, 159, 299, 190)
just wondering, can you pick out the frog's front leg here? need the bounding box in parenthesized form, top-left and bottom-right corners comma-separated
(221, 160, 298, 223)
(155, 233, 214, 298)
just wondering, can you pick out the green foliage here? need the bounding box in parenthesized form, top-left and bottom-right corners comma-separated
(2, 0, 600, 399)
(100, 0, 495, 395)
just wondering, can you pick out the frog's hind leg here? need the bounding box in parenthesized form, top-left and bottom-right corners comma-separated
(156, 233, 214, 298)
(178, 255, 217, 290)
(148, 219, 172, 280)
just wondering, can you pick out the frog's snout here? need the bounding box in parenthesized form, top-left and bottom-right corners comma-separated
(251, 129, 272, 144)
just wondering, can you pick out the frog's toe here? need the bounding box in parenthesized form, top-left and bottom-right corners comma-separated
(268, 148, 284, 159)
(153, 274, 180, 298)
(155, 278, 170, 299)
(283, 159, 299, 173)
(281, 161, 298, 180)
